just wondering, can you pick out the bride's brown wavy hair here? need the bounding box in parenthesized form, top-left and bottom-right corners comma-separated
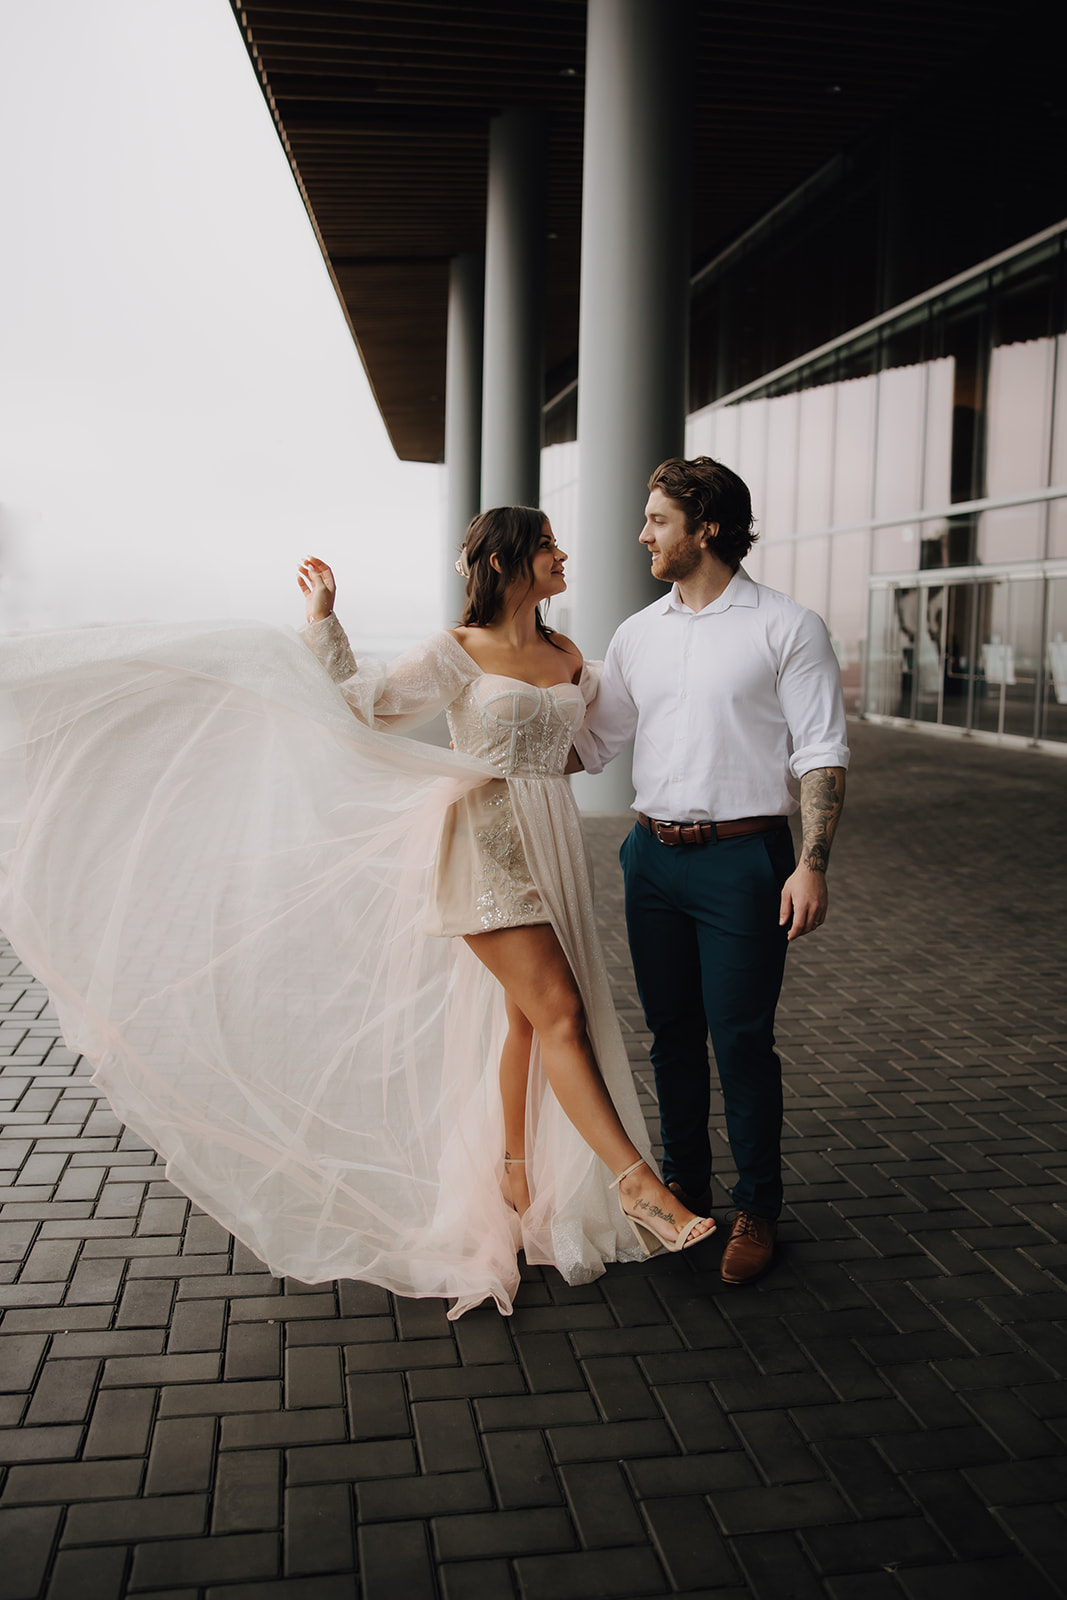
(459, 505, 562, 646)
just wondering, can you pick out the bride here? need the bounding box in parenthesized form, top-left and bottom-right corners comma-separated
(0, 506, 712, 1317)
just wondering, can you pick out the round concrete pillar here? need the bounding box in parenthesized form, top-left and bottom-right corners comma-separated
(481, 108, 547, 510)
(444, 252, 484, 624)
(572, 0, 695, 812)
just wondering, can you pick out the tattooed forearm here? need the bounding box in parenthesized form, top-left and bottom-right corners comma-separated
(799, 766, 846, 873)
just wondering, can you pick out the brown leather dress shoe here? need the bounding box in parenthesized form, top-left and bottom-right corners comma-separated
(667, 1181, 715, 1217)
(720, 1210, 776, 1284)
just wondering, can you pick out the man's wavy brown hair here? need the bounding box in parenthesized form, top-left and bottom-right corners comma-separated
(459, 505, 562, 646)
(648, 456, 757, 571)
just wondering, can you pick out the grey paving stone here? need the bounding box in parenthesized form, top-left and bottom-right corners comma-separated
(411, 1399, 481, 1472)
(439, 1559, 516, 1600)
(115, 1278, 174, 1328)
(558, 1461, 646, 1549)
(284, 1439, 415, 1485)
(0, 1331, 47, 1391)
(731, 1531, 826, 1600)
(145, 1416, 216, 1494)
(800, 1514, 949, 1575)
(0, 1425, 82, 1464)
(580, 1356, 662, 1422)
(212, 1449, 281, 1534)
(285, 1345, 343, 1408)
(128, 1530, 278, 1590)
(483, 1430, 562, 1508)
(1, 1456, 143, 1504)
(49, 1330, 163, 1360)
(0, 1505, 62, 1600)
(405, 1364, 528, 1400)
(45, 1544, 128, 1600)
(224, 1320, 281, 1380)
(205, 1582, 352, 1600)
(643, 1495, 740, 1591)
(219, 1408, 347, 1450)
(158, 1379, 280, 1417)
(62, 1492, 208, 1546)
(547, 1419, 678, 1464)
(283, 1483, 353, 1576)
(166, 1298, 226, 1353)
(433, 1506, 576, 1562)
(357, 1468, 492, 1522)
(83, 1385, 156, 1457)
(359, 1522, 436, 1600)
(813, 1437, 917, 1520)
(23, 1358, 99, 1425)
(512, 1546, 668, 1599)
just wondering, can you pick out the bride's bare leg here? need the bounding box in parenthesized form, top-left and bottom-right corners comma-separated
(500, 995, 533, 1214)
(465, 924, 715, 1246)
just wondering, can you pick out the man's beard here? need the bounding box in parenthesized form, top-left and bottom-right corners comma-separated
(652, 538, 703, 583)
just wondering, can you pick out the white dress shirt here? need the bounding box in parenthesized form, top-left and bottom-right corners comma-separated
(573, 567, 850, 821)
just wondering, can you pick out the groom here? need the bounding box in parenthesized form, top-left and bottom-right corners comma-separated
(573, 457, 848, 1283)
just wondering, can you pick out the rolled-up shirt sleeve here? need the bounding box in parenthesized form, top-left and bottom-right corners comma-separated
(777, 611, 851, 778)
(571, 637, 638, 775)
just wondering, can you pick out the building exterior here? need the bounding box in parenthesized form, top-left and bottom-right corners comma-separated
(233, 0, 1066, 777)
(541, 7, 1066, 754)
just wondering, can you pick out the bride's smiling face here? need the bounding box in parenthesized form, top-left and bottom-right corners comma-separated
(524, 521, 568, 601)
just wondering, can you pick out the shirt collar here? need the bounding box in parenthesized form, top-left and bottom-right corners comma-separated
(661, 565, 758, 617)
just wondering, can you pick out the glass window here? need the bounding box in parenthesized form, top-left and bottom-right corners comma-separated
(827, 530, 869, 710)
(1050, 334, 1067, 489)
(763, 392, 799, 542)
(796, 386, 835, 532)
(1048, 497, 1067, 561)
(973, 577, 1044, 740)
(872, 522, 920, 574)
(873, 364, 925, 520)
(760, 539, 795, 596)
(985, 337, 1055, 497)
(923, 357, 955, 509)
(914, 585, 946, 724)
(831, 375, 877, 527)
(1042, 575, 1067, 744)
(938, 581, 980, 729)
(941, 310, 987, 503)
(793, 535, 830, 620)
(736, 397, 769, 520)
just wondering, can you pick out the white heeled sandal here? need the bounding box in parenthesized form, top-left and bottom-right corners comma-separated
(611, 1159, 710, 1256)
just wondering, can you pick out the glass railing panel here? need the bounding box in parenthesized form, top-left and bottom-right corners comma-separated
(972, 577, 1044, 739)
(1041, 575, 1067, 744)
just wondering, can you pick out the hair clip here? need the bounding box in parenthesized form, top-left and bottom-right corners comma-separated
(454, 549, 470, 578)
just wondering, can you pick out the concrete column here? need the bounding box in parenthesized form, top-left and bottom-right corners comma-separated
(573, 0, 695, 812)
(444, 252, 484, 623)
(481, 109, 547, 509)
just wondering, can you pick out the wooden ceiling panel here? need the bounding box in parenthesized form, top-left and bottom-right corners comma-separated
(231, 0, 1017, 461)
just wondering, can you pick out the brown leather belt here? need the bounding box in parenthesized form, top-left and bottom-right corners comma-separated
(637, 812, 788, 847)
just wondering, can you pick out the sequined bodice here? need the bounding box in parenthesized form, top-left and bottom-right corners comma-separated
(446, 675, 585, 778)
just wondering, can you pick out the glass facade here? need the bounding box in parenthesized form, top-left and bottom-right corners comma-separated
(683, 229, 1067, 748)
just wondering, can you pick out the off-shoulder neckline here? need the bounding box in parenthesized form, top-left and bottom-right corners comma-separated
(435, 630, 584, 692)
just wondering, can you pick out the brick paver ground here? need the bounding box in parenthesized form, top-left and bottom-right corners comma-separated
(1, 720, 1066, 1600)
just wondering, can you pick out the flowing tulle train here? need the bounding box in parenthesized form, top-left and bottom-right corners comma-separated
(0, 620, 650, 1316)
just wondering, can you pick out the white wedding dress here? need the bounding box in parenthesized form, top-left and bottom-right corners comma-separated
(0, 615, 652, 1317)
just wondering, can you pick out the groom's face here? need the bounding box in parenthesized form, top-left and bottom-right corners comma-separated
(640, 487, 707, 584)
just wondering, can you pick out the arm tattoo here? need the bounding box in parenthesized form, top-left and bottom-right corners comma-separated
(799, 767, 845, 874)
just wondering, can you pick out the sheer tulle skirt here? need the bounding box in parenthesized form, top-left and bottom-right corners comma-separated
(0, 621, 650, 1317)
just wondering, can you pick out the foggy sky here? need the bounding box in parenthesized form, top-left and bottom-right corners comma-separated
(0, 0, 445, 647)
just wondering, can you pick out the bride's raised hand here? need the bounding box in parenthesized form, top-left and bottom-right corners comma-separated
(298, 557, 336, 624)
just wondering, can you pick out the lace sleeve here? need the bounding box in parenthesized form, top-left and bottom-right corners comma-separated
(300, 619, 478, 731)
